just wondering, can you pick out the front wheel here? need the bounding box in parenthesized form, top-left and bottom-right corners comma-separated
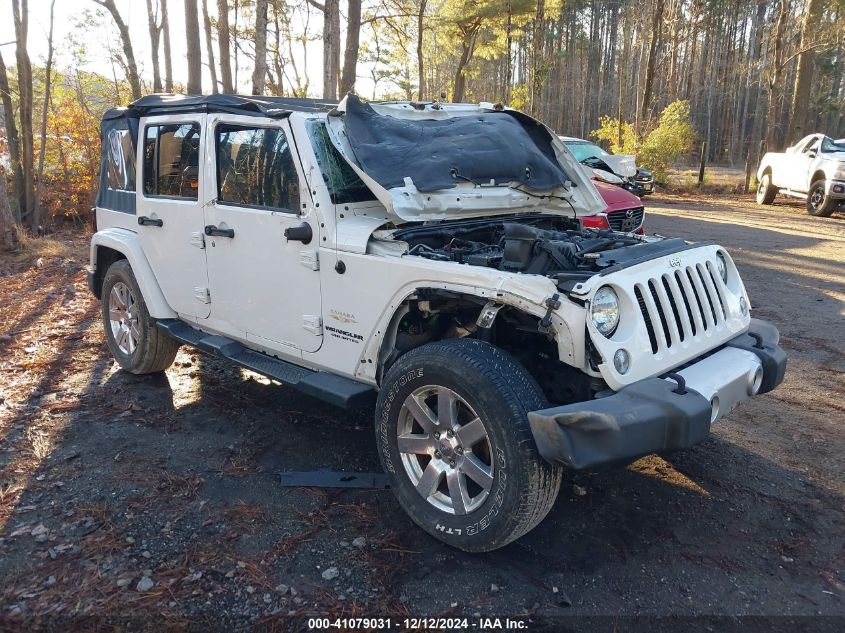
(806, 180, 836, 217)
(101, 260, 180, 374)
(756, 173, 777, 205)
(375, 339, 562, 552)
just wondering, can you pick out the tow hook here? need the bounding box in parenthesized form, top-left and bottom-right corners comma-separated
(538, 293, 561, 334)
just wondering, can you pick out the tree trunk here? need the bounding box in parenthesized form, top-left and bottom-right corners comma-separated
(12, 0, 35, 228)
(95, 0, 142, 100)
(788, 0, 824, 140)
(0, 50, 25, 224)
(0, 169, 21, 251)
(34, 0, 56, 230)
(309, 0, 340, 99)
(503, 2, 515, 102)
(185, 0, 202, 93)
(639, 0, 666, 126)
(766, 0, 789, 150)
(321, 0, 340, 99)
(417, 0, 428, 100)
(452, 24, 480, 103)
(529, 0, 545, 116)
(145, 0, 163, 92)
(251, 0, 269, 95)
(201, 0, 218, 93)
(216, 0, 234, 93)
(162, 0, 173, 91)
(340, 0, 362, 96)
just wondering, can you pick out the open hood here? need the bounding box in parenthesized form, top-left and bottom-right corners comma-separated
(325, 95, 604, 222)
(599, 153, 637, 178)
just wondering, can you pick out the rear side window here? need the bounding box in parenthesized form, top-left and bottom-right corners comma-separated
(105, 129, 136, 192)
(143, 123, 201, 199)
(215, 124, 300, 212)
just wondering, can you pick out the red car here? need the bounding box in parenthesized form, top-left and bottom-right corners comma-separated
(581, 180, 645, 235)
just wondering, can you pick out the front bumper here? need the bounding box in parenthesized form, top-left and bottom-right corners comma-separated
(527, 319, 786, 470)
(825, 179, 845, 198)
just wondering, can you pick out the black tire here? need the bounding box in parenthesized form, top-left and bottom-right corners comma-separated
(101, 259, 180, 374)
(756, 173, 776, 205)
(375, 338, 562, 552)
(806, 179, 836, 217)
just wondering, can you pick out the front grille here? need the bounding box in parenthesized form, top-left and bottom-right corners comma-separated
(607, 206, 644, 232)
(634, 261, 728, 354)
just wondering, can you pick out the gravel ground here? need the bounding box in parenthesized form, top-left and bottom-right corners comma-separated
(0, 194, 843, 632)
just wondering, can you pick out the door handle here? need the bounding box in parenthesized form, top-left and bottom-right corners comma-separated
(138, 216, 163, 227)
(283, 222, 312, 244)
(205, 224, 235, 238)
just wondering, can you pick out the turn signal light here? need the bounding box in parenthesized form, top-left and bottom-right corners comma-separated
(581, 214, 610, 230)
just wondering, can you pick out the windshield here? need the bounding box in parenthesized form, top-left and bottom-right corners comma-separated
(563, 140, 611, 162)
(821, 137, 845, 153)
(306, 119, 375, 204)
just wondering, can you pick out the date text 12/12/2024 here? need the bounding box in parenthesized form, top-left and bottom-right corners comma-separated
(307, 617, 530, 630)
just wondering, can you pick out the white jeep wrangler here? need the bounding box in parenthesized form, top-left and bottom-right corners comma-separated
(88, 94, 786, 552)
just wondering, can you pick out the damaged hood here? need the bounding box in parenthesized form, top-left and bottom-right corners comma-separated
(598, 153, 637, 178)
(325, 95, 604, 222)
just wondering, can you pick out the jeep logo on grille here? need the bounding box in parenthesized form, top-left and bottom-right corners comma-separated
(668, 257, 682, 268)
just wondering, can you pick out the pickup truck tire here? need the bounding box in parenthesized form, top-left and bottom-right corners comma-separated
(756, 173, 777, 205)
(806, 180, 836, 217)
(376, 338, 562, 552)
(101, 260, 180, 374)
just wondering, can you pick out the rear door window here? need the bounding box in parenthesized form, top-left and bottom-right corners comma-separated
(215, 124, 300, 212)
(143, 123, 201, 199)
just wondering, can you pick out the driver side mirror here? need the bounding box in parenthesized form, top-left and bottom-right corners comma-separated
(808, 151, 817, 158)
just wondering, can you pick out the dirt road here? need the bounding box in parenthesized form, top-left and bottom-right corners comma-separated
(1, 194, 843, 630)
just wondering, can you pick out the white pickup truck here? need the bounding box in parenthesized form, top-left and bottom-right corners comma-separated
(756, 134, 845, 216)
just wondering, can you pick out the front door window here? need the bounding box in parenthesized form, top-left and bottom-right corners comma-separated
(215, 125, 300, 211)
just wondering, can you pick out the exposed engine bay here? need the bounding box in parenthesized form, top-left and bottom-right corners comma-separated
(393, 213, 689, 288)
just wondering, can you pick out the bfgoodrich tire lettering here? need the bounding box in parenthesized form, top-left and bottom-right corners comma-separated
(101, 259, 180, 374)
(375, 339, 562, 552)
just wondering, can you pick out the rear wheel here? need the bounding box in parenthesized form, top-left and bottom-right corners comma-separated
(101, 260, 180, 374)
(806, 180, 836, 217)
(756, 173, 776, 205)
(375, 338, 562, 552)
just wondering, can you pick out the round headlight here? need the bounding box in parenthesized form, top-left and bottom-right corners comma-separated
(716, 252, 728, 283)
(591, 286, 620, 337)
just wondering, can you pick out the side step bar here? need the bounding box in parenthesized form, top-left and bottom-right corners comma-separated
(156, 319, 376, 409)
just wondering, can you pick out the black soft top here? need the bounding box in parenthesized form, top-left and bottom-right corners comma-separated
(102, 93, 338, 121)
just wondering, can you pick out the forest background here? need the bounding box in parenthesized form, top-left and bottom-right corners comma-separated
(0, 0, 843, 245)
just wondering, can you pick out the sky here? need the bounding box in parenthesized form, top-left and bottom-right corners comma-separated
(0, 0, 350, 98)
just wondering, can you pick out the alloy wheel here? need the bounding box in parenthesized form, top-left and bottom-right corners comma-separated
(809, 188, 824, 211)
(397, 386, 494, 515)
(108, 281, 140, 355)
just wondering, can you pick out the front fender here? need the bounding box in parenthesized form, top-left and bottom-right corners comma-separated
(90, 228, 176, 319)
(359, 279, 581, 385)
